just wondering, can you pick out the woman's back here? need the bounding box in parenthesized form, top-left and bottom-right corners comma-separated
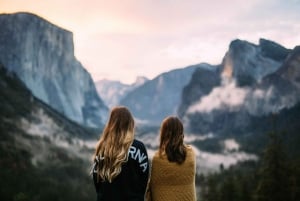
(93, 139, 149, 201)
(149, 146, 196, 201)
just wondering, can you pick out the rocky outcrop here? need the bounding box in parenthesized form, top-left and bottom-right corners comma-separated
(96, 76, 148, 108)
(180, 39, 299, 136)
(177, 64, 221, 118)
(120, 64, 199, 124)
(0, 12, 108, 128)
(259, 38, 291, 62)
(256, 46, 300, 113)
(221, 39, 288, 86)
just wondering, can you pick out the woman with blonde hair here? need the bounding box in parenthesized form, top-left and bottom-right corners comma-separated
(92, 106, 149, 201)
(147, 116, 197, 201)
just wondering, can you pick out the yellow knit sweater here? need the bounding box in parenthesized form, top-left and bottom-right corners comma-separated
(146, 146, 197, 201)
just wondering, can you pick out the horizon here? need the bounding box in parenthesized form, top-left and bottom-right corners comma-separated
(1, 0, 300, 84)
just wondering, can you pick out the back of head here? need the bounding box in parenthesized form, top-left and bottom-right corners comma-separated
(106, 106, 134, 134)
(159, 116, 187, 164)
(94, 106, 135, 182)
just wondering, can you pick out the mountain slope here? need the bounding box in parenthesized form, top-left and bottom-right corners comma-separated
(0, 62, 97, 200)
(120, 64, 200, 124)
(181, 39, 300, 138)
(96, 76, 148, 108)
(178, 64, 221, 117)
(0, 12, 108, 128)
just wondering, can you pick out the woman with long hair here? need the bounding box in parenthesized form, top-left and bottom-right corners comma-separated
(146, 116, 197, 201)
(93, 106, 149, 201)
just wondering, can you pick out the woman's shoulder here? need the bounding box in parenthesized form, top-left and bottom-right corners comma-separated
(152, 146, 195, 159)
(132, 139, 146, 148)
(185, 145, 196, 157)
(185, 144, 194, 150)
(130, 139, 148, 157)
(151, 151, 162, 161)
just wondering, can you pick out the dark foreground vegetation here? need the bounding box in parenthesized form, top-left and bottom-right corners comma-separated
(0, 63, 95, 201)
(197, 129, 300, 201)
(0, 131, 94, 201)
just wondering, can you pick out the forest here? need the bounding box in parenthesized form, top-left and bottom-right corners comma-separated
(197, 128, 300, 201)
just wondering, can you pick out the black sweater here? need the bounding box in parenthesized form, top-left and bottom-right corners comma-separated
(93, 139, 149, 201)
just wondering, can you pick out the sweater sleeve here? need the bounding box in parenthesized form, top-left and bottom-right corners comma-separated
(129, 139, 150, 192)
(141, 143, 149, 190)
(136, 140, 149, 189)
(92, 161, 100, 192)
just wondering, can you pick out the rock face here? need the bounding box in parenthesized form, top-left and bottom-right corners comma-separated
(221, 39, 290, 86)
(180, 39, 299, 135)
(178, 64, 221, 118)
(120, 64, 200, 124)
(257, 46, 300, 112)
(277, 46, 300, 88)
(96, 76, 148, 108)
(0, 12, 108, 128)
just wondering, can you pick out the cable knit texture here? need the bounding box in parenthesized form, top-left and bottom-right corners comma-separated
(147, 146, 196, 201)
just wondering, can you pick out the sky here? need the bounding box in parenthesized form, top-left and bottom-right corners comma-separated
(1, 0, 300, 84)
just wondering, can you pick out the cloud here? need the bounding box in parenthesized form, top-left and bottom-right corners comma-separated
(245, 86, 300, 116)
(187, 80, 250, 114)
(223, 139, 240, 152)
(187, 78, 300, 117)
(192, 143, 258, 174)
(137, 131, 257, 174)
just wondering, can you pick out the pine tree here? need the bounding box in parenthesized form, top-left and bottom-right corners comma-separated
(236, 174, 252, 201)
(219, 175, 238, 201)
(255, 130, 291, 201)
(201, 175, 219, 201)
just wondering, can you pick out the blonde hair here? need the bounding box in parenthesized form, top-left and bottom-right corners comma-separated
(93, 106, 135, 182)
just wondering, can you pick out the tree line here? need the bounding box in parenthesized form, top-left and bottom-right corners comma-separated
(197, 130, 300, 201)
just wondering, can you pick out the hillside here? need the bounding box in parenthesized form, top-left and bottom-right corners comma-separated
(0, 63, 97, 201)
(120, 64, 204, 124)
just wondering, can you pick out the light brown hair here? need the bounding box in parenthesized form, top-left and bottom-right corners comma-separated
(159, 116, 187, 164)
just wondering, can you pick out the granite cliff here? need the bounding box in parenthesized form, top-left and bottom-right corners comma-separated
(0, 12, 108, 128)
(181, 39, 299, 136)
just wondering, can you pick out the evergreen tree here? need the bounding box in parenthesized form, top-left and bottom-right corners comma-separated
(219, 175, 238, 201)
(201, 175, 219, 201)
(236, 174, 252, 201)
(255, 130, 291, 201)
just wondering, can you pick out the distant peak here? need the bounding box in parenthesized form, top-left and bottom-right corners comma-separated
(259, 38, 290, 62)
(134, 76, 148, 84)
(229, 39, 255, 50)
(0, 12, 72, 34)
(259, 38, 285, 48)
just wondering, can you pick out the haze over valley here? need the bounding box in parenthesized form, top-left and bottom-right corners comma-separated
(1, 12, 300, 201)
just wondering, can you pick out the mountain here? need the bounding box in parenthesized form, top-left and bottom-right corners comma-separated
(178, 64, 221, 118)
(120, 64, 200, 124)
(0, 62, 97, 200)
(181, 39, 300, 139)
(0, 61, 98, 144)
(95, 76, 148, 108)
(265, 45, 300, 89)
(221, 38, 290, 86)
(0, 12, 108, 128)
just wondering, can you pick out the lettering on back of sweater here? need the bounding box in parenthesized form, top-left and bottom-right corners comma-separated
(129, 146, 148, 172)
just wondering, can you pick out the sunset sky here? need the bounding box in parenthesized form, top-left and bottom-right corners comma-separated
(1, 0, 300, 84)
